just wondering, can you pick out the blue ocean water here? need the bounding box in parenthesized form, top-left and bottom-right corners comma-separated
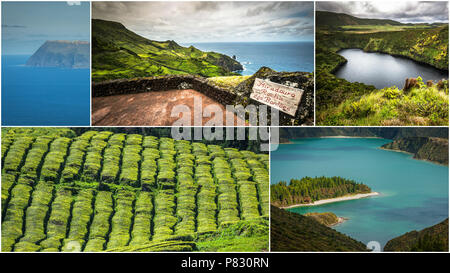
(271, 138, 449, 249)
(183, 41, 314, 75)
(2, 55, 90, 126)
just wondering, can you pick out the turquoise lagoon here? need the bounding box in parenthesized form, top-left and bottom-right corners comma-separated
(271, 138, 449, 248)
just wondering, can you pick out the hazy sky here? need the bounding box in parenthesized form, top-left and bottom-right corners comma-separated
(2, 2, 90, 55)
(316, 1, 448, 23)
(92, 1, 314, 43)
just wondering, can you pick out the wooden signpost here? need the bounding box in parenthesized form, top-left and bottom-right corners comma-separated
(250, 78, 304, 116)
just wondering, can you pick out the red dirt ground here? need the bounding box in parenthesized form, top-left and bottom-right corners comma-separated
(92, 89, 246, 126)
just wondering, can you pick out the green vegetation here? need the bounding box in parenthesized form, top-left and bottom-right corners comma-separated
(384, 219, 448, 252)
(92, 19, 242, 82)
(316, 11, 449, 126)
(1, 128, 268, 252)
(304, 212, 341, 227)
(271, 176, 371, 207)
(382, 137, 449, 165)
(207, 75, 251, 90)
(270, 205, 368, 252)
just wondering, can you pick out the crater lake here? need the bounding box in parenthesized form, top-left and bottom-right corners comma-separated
(271, 137, 449, 249)
(334, 49, 448, 89)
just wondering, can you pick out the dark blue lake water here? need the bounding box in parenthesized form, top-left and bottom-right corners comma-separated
(335, 49, 449, 89)
(2, 55, 90, 126)
(183, 41, 314, 75)
(271, 138, 449, 249)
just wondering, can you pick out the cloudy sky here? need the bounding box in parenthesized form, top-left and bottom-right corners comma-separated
(2, 2, 90, 55)
(93, 1, 314, 43)
(316, 1, 448, 23)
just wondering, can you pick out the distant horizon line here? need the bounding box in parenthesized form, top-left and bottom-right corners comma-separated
(180, 40, 314, 44)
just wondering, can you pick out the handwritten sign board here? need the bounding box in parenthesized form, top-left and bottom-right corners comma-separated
(250, 78, 304, 116)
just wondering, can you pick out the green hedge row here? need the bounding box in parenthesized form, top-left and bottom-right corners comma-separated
(40, 137, 72, 183)
(157, 140, 176, 188)
(19, 136, 54, 182)
(62, 189, 95, 251)
(106, 190, 136, 249)
(192, 142, 208, 156)
(100, 134, 126, 184)
(247, 157, 269, 218)
(14, 183, 54, 251)
(212, 157, 240, 225)
(84, 191, 114, 252)
(40, 187, 73, 251)
(143, 135, 159, 149)
(208, 144, 227, 159)
(60, 133, 94, 183)
(119, 144, 142, 186)
(236, 181, 260, 220)
(3, 136, 35, 174)
(153, 189, 177, 241)
(141, 148, 160, 189)
(1, 183, 33, 251)
(1, 172, 16, 219)
(130, 191, 153, 245)
(175, 173, 197, 236)
(1, 133, 15, 163)
(195, 156, 217, 234)
(224, 147, 243, 159)
(83, 138, 108, 181)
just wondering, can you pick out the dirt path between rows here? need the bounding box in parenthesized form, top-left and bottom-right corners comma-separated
(92, 89, 246, 126)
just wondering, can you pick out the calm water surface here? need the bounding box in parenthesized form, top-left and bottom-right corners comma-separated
(2, 55, 90, 126)
(271, 138, 449, 248)
(183, 41, 314, 75)
(335, 49, 448, 89)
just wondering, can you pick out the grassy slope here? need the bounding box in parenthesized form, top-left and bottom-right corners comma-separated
(271, 205, 368, 252)
(384, 219, 448, 252)
(92, 19, 241, 82)
(316, 11, 449, 126)
(304, 212, 340, 226)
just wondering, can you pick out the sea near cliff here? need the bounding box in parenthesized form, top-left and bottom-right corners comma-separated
(2, 55, 90, 126)
(183, 41, 314, 75)
(271, 137, 449, 248)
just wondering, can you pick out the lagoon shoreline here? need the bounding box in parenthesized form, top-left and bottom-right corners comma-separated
(279, 192, 380, 209)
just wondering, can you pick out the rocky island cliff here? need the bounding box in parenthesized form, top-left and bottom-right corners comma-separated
(26, 40, 90, 68)
(381, 137, 449, 165)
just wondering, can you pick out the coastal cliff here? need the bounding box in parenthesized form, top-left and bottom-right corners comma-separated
(26, 40, 89, 68)
(384, 219, 449, 252)
(381, 137, 449, 165)
(92, 19, 242, 81)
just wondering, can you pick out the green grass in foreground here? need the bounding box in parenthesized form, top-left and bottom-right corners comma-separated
(196, 219, 269, 252)
(321, 78, 449, 126)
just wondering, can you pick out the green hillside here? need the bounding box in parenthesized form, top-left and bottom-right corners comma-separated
(317, 11, 403, 28)
(1, 128, 269, 252)
(384, 219, 448, 252)
(316, 11, 449, 126)
(92, 19, 243, 82)
(270, 205, 368, 252)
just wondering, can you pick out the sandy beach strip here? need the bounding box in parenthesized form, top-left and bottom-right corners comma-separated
(280, 192, 380, 209)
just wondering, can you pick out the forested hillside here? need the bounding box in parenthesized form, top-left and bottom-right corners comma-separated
(384, 219, 448, 252)
(270, 205, 368, 251)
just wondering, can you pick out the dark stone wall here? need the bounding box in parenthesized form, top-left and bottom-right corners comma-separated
(92, 75, 237, 106)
